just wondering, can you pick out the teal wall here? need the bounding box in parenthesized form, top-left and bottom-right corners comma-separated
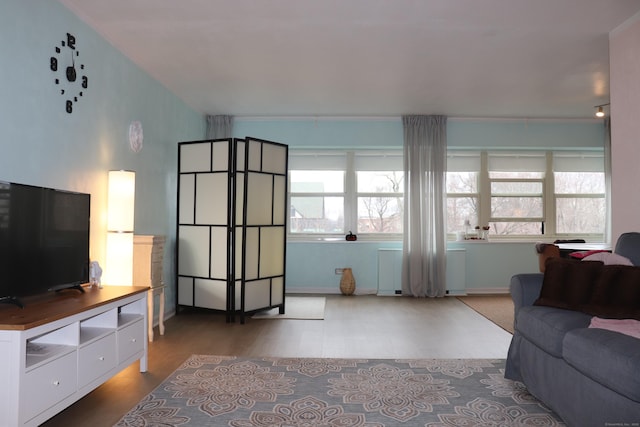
(448, 119, 605, 149)
(235, 117, 604, 294)
(0, 0, 607, 306)
(1, 1, 205, 311)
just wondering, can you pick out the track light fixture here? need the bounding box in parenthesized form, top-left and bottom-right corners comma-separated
(594, 103, 610, 118)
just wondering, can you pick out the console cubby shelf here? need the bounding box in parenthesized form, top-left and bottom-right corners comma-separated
(0, 285, 148, 427)
(25, 343, 76, 371)
(118, 313, 144, 328)
(79, 326, 114, 347)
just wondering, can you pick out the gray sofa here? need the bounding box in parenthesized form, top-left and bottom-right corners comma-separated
(505, 233, 640, 427)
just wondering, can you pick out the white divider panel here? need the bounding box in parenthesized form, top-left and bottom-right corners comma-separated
(194, 279, 227, 310)
(273, 175, 286, 224)
(177, 277, 194, 305)
(246, 173, 273, 225)
(210, 227, 227, 279)
(262, 143, 288, 174)
(235, 140, 246, 171)
(244, 227, 260, 280)
(180, 142, 211, 172)
(178, 226, 209, 277)
(177, 137, 287, 322)
(244, 279, 271, 311)
(248, 140, 262, 171)
(178, 174, 195, 224)
(196, 173, 227, 224)
(211, 140, 229, 171)
(235, 173, 245, 225)
(260, 227, 285, 277)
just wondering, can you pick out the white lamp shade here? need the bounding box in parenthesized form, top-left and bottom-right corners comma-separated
(107, 170, 135, 231)
(105, 232, 134, 285)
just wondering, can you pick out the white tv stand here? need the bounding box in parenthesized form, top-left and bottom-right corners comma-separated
(0, 285, 148, 427)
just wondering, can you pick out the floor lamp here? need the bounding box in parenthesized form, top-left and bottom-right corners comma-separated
(105, 170, 135, 286)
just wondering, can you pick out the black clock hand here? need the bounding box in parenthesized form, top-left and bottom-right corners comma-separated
(66, 53, 76, 82)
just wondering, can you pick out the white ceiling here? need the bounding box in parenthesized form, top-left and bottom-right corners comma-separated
(59, 0, 640, 119)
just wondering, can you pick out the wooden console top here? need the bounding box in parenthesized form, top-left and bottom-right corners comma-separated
(0, 285, 149, 331)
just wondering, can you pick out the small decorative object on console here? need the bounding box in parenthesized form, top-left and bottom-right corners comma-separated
(345, 231, 357, 241)
(90, 261, 103, 288)
(467, 225, 490, 240)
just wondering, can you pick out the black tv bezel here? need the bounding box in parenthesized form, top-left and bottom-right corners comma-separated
(0, 180, 91, 308)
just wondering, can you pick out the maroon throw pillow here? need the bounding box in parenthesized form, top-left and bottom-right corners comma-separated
(534, 258, 603, 311)
(584, 264, 640, 320)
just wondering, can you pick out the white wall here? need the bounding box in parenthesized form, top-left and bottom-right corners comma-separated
(610, 12, 640, 242)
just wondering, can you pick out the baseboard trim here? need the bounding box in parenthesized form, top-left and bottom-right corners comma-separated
(465, 288, 510, 295)
(286, 286, 509, 296)
(287, 286, 378, 295)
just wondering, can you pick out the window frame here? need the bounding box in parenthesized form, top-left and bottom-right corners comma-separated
(288, 150, 404, 241)
(356, 170, 404, 235)
(288, 148, 605, 242)
(446, 149, 606, 241)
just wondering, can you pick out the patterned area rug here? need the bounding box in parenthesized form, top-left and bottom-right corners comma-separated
(115, 355, 565, 426)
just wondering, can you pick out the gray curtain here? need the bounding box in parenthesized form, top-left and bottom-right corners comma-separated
(401, 115, 447, 297)
(206, 115, 233, 139)
(604, 117, 612, 244)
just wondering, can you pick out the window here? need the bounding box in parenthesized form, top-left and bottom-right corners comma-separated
(354, 152, 403, 234)
(288, 152, 346, 234)
(446, 150, 605, 239)
(488, 152, 545, 235)
(290, 149, 604, 240)
(289, 151, 403, 239)
(446, 152, 479, 234)
(289, 170, 344, 234)
(553, 152, 605, 235)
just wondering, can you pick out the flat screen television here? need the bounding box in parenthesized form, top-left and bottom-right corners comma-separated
(0, 180, 90, 307)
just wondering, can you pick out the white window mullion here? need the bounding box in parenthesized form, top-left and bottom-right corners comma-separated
(544, 151, 555, 236)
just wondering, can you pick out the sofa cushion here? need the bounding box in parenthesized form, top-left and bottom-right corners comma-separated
(534, 258, 603, 311)
(516, 305, 592, 357)
(590, 317, 640, 339)
(583, 264, 640, 320)
(563, 327, 640, 403)
(582, 252, 633, 266)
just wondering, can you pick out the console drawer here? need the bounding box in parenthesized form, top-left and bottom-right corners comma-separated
(78, 333, 117, 389)
(118, 320, 144, 363)
(22, 351, 77, 423)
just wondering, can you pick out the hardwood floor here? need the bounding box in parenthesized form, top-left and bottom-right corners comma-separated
(42, 295, 512, 427)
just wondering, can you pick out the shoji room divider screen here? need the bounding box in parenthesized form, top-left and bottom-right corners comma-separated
(176, 137, 288, 323)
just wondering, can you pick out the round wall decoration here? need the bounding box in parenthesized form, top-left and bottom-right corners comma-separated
(128, 121, 144, 153)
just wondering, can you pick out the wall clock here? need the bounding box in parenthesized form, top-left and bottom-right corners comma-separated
(128, 121, 144, 153)
(50, 32, 88, 113)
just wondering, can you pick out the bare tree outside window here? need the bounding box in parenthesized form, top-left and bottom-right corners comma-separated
(555, 172, 605, 234)
(446, 171, 478, 233)
(357, 171, 403, 234)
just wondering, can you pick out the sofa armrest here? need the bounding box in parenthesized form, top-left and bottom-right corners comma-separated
(510, 273, 544, 313)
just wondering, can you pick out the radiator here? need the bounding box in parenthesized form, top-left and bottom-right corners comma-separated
(377, 249, 466, 295)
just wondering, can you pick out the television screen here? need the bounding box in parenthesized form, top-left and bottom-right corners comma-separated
(0, 181, 90, 305)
